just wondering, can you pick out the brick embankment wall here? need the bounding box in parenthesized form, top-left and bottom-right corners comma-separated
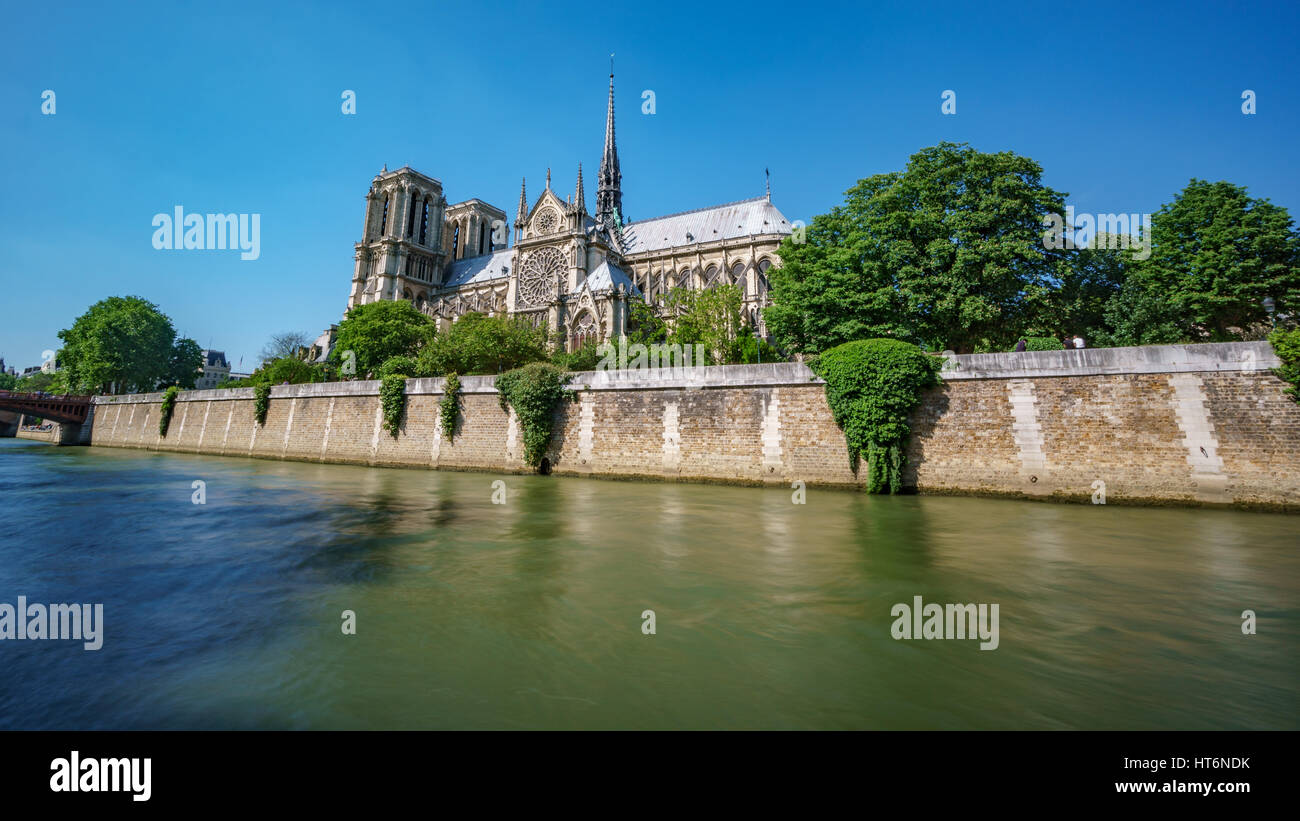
(86, 342, 1300, 509)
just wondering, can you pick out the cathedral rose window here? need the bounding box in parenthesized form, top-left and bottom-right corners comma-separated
(518, 246, 565, 308)
(534, 207, 558, 234)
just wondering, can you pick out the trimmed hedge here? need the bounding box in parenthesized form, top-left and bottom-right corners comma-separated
(158, 386, 180, 436)
(1270, 328, 1300, 402)
(254, 383, 271, 426)
(811, 339, 944, 494)
(496, 362, 570, 468)
(380, 374, 407, 437)
(440, 373, 460, 441)
(1025, 336, 1062, 351)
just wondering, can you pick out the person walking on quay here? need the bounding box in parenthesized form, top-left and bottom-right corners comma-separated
(1014, 338, 1027, 352)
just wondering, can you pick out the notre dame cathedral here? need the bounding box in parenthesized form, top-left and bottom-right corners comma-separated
(344, 71, 794, 352)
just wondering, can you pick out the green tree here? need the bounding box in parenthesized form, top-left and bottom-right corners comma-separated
(1125, 179, 1300, 340)
(766, 143, 1068, 354)
(764, 201, 907, 355)
(624, 296, 669, 346)
(15, 371, 61, 393)
(417, 312, 549, 376)
(665, 284, 752, 364)
(1091, 278, 1184, 347)
(164, 337, 203, 389)
(245, 356, 326, 385)
(0, 372, 17, 390)
(1043, 232, 1131, 342)
(551, 340, 604, 372)
(56, 295, 200, 393)
(330, 300, 433, 377)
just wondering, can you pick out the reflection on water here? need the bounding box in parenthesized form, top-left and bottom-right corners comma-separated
(0, 438, 1296, 730)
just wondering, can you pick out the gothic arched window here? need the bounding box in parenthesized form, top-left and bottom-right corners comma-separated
(570, 311, 599, 351)
(406, 191, 418, 238)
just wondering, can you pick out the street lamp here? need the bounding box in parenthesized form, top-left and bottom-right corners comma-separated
(1263, 296, 1276, 329)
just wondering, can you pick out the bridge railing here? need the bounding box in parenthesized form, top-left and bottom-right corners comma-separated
(0, 390, 93, 403)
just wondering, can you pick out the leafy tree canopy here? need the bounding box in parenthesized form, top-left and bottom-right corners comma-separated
(766, 142, 1068, 354)
(417, 312, 549, 376)
(331, 300, 432, 377)
(57, 295, 201, 393)
(1125, 179, 1299, 341)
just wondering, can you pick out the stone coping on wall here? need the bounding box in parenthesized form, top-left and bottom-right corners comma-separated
(941, 340, 1280, 380)
(90, 341, 1281, 404)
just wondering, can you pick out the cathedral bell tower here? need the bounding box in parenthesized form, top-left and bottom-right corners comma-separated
(348, 166, 448, 310)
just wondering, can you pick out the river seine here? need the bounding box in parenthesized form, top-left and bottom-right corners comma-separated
(1, 438, 1295, 729)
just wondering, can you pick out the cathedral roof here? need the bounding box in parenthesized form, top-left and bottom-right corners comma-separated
(620, 197, 793, 254)
(444, 248, 512, 287)
(586, 260, 639, 295)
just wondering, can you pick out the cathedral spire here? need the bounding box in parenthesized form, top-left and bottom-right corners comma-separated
(516, 177, 527, 224)
(596, 61, 622, 229)
(574, 162, 585, 213)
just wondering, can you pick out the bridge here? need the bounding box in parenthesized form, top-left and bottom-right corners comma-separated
(0, 391, 94, 424)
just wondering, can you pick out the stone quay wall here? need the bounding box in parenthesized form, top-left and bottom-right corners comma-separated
(86, 342, 1300, 509)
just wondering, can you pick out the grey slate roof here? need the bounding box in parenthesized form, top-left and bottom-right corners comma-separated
(443, 249, 512, 287)
(620, 197, 792, 254)
(586, 260, 639, 295)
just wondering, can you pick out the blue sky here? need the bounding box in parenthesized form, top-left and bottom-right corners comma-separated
(2, 0, 1297, 371)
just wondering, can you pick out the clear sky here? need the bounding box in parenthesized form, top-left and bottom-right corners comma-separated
(2, 0, 1297, 371)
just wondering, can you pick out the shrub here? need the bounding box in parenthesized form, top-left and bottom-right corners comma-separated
(737, 334, 784, 364)
(158, 386, 180, 436)
(1025, 336, 1062, 351)
(330, 300, 433, 377)
(1270, 328, 1300, 402)
(418, 312, 549, 376)
(440, 373, 461, 440)
(254, 383, 272, 426)
(380, 373, 407, 437)
(247, 356, 326, 386)
(380, 355, 420, 379)
(811, 339, 944, 494)
(551, 340, 604, 372)
(495, 362, 570, 468)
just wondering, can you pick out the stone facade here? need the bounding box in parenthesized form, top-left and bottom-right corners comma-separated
(87, 342, 1300, 510)
(344, 71, 792, 349)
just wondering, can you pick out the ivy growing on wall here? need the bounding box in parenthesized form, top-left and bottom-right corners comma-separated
(496, 362, 570, 468)
(380, 373, 407, 437)
(158, 386, 180, 436)
(1270, 328, 1300, 402)
(440, 373, 461, 441)
(811, 339, 945, 494)
(254, 383, 271, 426)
